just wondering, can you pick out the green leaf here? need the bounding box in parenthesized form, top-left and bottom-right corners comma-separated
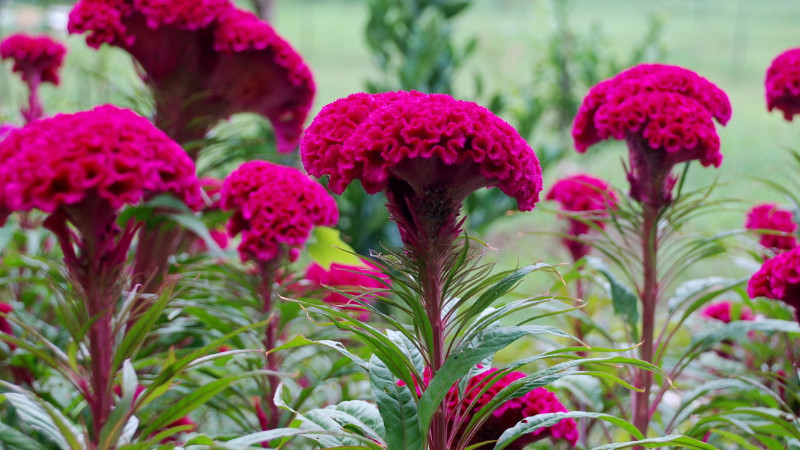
(270, 335, 369, 370)
(0, 421, 48, 450)
(369, 356, 423, 450)
(667, 276, 736, 312)
(2, 391, 84, 450)
(460, 264, 551, 322)
(307, 226, 363, 269)
(113, 289, 172, 374)
(98, 383, 137, 449)
(587, 256, 639, 336)
(590, 435, 717, 449)
(494, 411, 644, 449)
(166, 212, 225, 257)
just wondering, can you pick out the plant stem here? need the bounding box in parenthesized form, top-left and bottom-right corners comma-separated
(633, 204, 659, 440)
(259, 260, 282, 430)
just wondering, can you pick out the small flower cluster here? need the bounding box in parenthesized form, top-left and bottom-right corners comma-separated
(765, 48, 800, 121)
(0, 33, 66, 86)
(701, 301, 755, 323)
(0, 104, 201, 224)
(745, 203, 797, 251)
(546, 174, 617, 261)
(748, 246, 800, 319)
(302, 91, 542, 211)
(448, 368, 578, 449)
(303, 261, 389, 319)
(220, 161, 338, 263)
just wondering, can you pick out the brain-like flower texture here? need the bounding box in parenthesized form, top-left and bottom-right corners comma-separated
(765, 48, 800, 121)
(0, 104, 201, 225)
(701, 301, 755, 323)
(448, 368, 578, 449)
(220, 161, 338, 263)
(68, 0, 314, 153)
(745, 203, 798, 251)
(748, 246, 800, 320)
(0, 33, 66, 86)
(303, 260, 389, 319)
(572, 64, 730, 208)
(302, 91, 542, 209)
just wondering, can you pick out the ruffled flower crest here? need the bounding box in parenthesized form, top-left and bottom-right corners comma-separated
(765, 48, 800, 121)
(745, 203, 798, 252)
(68, 0, 315, 155)
(572, 64, 731, 209)
(220, 160, 338, 264)
(748, 246, 800, 322)
(701, 301, 755, 323)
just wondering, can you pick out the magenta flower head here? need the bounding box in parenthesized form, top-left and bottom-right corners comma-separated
(303, 260, 390, 319)
(448, 368, 578, 449)
(765, 48, 800, 121)
(701, 301, 755, 323)
(745, 203, 798, 252)
(0, 33, 67, 122)
(68, 0, 315, 155)
(546, 174, 617, 261)
(748, 246, 800, 322)
(220, 161, 338, 264)
(301, 91, 543, 245)
(573, 64, 731, 209)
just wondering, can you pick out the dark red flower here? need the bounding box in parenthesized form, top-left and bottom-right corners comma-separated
(303, 260, 390, 319)
(748, 246, 800, 320)
(0, 302, 15, 347)
(701, 301, 755, 323)
(0, 33, 66, 86)
(546, 174, 617, 261)
(765, 48, 800, 121)
(68, 0, 314, 154)
(220, 161, 338, 263)
(573, 64, 730, 209)
(745, 203, 798, 251)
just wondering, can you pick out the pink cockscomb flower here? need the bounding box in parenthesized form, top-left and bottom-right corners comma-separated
(546, 174, 617, 261)
(220, 160, 338, 263)
(301, 91, 542, 245)
(765, 48, 800, 121)
(447, 368, 578, 449)
(0, 33, 67, 122)
(748, 246, 800, 322)
(701, 301, 755, 323)
(68, 0, 314, 155)
(303, 260, 390, 319)
(745, 203, 798, 252)
(572, 64, 730, 209)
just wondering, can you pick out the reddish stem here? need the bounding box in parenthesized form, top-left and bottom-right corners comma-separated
(259, 259, 282, 430)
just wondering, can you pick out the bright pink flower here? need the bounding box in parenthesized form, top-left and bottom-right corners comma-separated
(448, 368, 578, 449)
(220, 161, 338, 263)
(765, 48, 800, 121)
(302, 91, 542, 211)
(546, 174, 617, 261)
(573, 64, 730, 209)
(68, 0, 314, 153)
(304, 260, 389, 319)
(748, 246, 800, 320)
(701, 301, 755, 323)
(0, 105, 201, 224)
(745, 203, 798, 251)
(0, 33, 66, 86)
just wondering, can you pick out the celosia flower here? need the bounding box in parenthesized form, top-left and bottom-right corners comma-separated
(301, 91, 542, 244)
(0, 33, 67, 122)
(748, 246, 800, 321)
(303, 260, 390, 319)
(68, 0, 314, 154)
(701, 301, 755, 323)
(220, 160, 338, 263)
(745, 203, 798, 251)
(765, 48, 800, 121)
(546, 174, 617, 261)
(572, 64, 731, 209)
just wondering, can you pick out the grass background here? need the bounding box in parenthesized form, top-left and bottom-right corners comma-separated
(1, 0, 799, 271)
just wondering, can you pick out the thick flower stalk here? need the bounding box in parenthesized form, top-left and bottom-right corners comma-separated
(748, 246, 800, 323)
(0, 105, 201, 443)
(303, 260, 390, 320)
(302, 90, 543, 449)
(546, 174, 617, 263)
(765, 48, 800, 121)
(573, 63, 731, 438)
(0, 33, 66, 123)
(745, 203, 798, 252)
(68, 0, 314, 155)
(220, 160, 338, 430)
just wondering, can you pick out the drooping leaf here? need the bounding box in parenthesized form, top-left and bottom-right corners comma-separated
(369, 355, 423, 450)
(493, 411, 644, 449)
(586, 256, 639, 336)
